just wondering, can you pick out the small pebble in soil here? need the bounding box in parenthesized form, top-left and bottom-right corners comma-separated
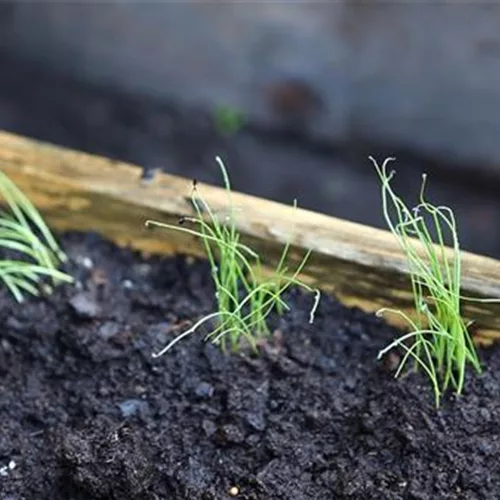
(6, 317, 25, 331)
(69, 292, 101, 319)
(203, 343, 226, 373)
(98, 387, 110, 397)
(304, 409, 329, 429)
(118, 399, 150, 418)
(216, 424, 245, 445)
(245, 411, 266, 432)
(75, 255, 94, 269)
(275, 356, 303, 376)
(0, 460, 16, 477)
(194, 382, 214, 399)
(382, 351, 401, 372)
(122, 279, 134, 289)
(344, 375, 357, 390)
(202, 419, 217, 437)
(147, 322, 171, 344)
(229, 486, 239, 496)
(134, 385, 147, 395)
(479, 407, 491, 422)
(98, 321, 121, 340)
(134, 263, 152, 276)
(246, 434, 260, 446)
(313, 355, 337, 374)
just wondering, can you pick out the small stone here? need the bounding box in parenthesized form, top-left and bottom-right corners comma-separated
(202, 419, 217, 437)
(98, 322, 121, 340)
(273, 356, 303, 376)
(76, 256, 94, 269)
(122, 279, 134, 289)
(382, 352, 401, 372)
(90, 268, 108, 286)
(6, 317, 24, 331)
(134, 263, 151, 276)
(203, 343, 226, 373)
(118, 399, 150, 418)
(314, 355, 337, 374)
(217, 424, 245, 445)
(194, 382, 214, 399)
(0, 460, 15, 478)
(98, 387, 110, 397)
(479, 407, 491, 421)
(147, 322, 171, 344)
(69, 293, 101, 319)
(134, 385, 147, 395)
(304, 409, 328, 429)
(344, 376, 357, 390)
(246, 434, 260, 446)
(477, 438, 494, 455)
(245, 411, 266, 432)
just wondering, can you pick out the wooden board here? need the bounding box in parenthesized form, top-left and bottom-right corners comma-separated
(1, 130, 500, 344)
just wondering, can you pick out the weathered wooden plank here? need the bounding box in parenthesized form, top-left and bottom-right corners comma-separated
(1, 130, 500, 343)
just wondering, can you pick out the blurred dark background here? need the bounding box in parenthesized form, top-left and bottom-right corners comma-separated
(1, 3, 500, 257)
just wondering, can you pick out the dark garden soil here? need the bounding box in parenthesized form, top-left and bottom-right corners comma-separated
(1, 233, 500, 500)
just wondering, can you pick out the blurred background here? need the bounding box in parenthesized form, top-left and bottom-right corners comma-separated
(1, 2, 500, 257)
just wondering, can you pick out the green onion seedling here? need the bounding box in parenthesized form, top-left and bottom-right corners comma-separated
(146, 157, 320, 355)
(213, 105, 245, 136)
(0, 170, 73, 302)
(371, 156, 488, 407)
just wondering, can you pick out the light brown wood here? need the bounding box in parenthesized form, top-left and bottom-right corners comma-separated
(1, 130, 500, 344)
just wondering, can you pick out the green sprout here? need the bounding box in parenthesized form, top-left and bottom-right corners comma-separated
(146, 157, 320, 355)
(371, 156, 483, 407)
(0, 170, 73, 302)
(213, 105, 245, 136)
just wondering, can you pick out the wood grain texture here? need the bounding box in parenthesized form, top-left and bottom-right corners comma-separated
(1, 130, 500, 344)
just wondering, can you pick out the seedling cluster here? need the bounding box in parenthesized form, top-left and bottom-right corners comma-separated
(146, 157, 320, 355)
(371, 156, 486, 407)
(0, 170, 72, 302)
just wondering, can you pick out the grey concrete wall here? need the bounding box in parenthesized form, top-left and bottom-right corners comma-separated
(2, 2, 500, 167)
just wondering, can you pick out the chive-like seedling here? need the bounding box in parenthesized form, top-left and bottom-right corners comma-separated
(213, 105, 245, 136)
(146, 157, 320, 355)
(371, 156, 483, 407)
(0, 170, 73, 302)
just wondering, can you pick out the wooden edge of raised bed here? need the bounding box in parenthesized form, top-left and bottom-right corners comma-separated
(1, 130, 500, 345)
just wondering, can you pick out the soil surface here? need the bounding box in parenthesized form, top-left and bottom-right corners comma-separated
(1, 232, 500, 500)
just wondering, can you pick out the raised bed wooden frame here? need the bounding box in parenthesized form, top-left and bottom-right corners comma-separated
(1, 130, 500, 345)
